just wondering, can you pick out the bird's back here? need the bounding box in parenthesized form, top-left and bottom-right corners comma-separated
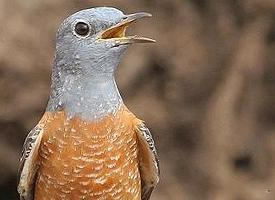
(35, 105, 141, 200)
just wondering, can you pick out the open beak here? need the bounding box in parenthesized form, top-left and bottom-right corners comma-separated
(99, 12, 156, 45)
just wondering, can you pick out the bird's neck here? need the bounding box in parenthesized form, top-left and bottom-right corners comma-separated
(46, 74, 123, 121)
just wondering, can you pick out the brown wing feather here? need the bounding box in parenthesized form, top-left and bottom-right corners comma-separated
(136, 122, 160, 200)
(18, 123, 44, 200)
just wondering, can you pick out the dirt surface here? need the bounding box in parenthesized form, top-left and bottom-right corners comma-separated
(1, 1, 275, 200)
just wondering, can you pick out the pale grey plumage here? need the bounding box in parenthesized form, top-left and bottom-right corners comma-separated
(47, 7, 128, 120)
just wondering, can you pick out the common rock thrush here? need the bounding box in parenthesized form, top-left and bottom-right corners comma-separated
(17, 7, 159, 200)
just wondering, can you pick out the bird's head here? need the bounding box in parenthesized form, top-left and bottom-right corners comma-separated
(55, 7, 155, 76)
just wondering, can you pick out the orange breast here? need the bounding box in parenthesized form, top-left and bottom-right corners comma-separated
(35, 106, 141, 200)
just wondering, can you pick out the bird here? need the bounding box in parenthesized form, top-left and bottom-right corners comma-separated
(17, 7, 159, 200)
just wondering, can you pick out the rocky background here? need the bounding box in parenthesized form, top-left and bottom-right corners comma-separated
(1, 0, 275, 200)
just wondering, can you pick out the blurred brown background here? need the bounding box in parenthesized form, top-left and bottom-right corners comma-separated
(1, 0, 275, 200)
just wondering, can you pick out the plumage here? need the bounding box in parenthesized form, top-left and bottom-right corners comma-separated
(136, 123, 160, 200)
(18, 7, 159, 200)
(18, 106, 159, 200)
(18, 121, 45, 200)
(36, 106, 141, 200)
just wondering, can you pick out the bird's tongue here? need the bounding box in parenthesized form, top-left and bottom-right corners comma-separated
(101, 23, 129, 39)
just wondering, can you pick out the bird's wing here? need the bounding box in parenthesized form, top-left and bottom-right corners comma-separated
(135, 122, 160, 200)
(17, 120, 45, 200)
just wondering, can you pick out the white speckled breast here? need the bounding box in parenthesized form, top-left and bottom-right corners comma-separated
(35, 105, 141, 200)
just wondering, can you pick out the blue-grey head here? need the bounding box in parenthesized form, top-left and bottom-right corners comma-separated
(47, 7, 155, 120)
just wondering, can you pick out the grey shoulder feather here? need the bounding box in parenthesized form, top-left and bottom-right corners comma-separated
(18, 125, 44, 200)
(136, 122, 160, 200)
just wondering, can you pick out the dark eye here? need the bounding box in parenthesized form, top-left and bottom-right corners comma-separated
(74, 22, 90, 36)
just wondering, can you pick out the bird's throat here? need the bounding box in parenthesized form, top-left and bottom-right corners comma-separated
(47, 75, 123, 121)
